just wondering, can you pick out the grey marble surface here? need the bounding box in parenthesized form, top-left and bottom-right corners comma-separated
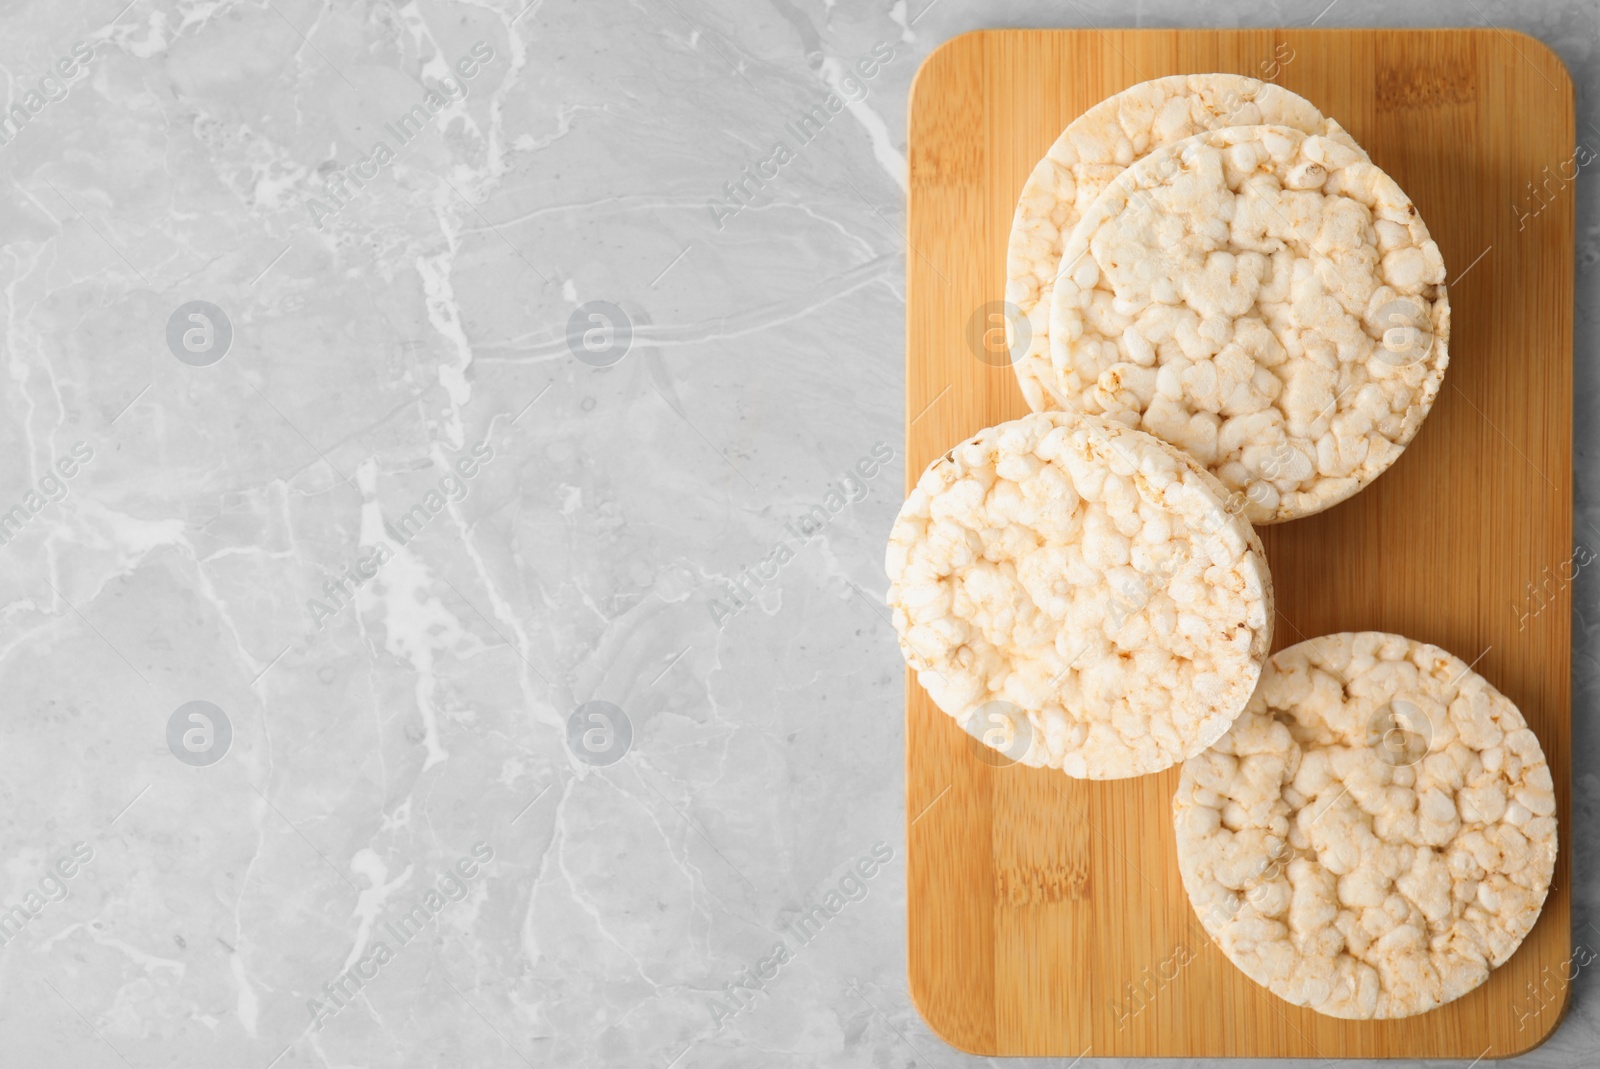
(0, 1, 1593, 1067)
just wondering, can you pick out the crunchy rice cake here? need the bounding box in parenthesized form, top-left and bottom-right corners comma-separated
(886, 411, 1273, 779)
(1047, 124, 1449, 523)
(1006, 74, 1365, 414)
(1175, 632, 1557, 1018)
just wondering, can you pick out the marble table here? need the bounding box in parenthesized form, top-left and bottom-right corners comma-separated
(0, 1, 1593, 1066)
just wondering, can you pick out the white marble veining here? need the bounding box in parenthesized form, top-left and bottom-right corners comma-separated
(0, 1, 1594, 1067)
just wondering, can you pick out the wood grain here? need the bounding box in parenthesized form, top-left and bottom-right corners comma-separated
(904, 29, 1574, 1058)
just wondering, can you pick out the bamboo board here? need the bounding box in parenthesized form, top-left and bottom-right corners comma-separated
(904, 29, 1574, 1059)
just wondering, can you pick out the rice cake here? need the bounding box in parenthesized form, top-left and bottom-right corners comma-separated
(1006, 74, 1364, 414)
(886, 411, 1273, 779)
(1047, 124, 1450, 523)
(1174, 632, 1557, 1019)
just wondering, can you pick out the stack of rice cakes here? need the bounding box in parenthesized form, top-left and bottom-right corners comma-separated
(887, 75, 1552, 1020)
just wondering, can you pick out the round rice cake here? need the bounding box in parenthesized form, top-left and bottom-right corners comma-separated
(885, 411, 1274, 780)
(1174, 632, 1557, 1019)
(1005, 74, 1365, 414)
(1047, 123, 1450, 524)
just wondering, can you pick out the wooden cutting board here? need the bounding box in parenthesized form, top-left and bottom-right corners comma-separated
(905, 29, 1574, 1059)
